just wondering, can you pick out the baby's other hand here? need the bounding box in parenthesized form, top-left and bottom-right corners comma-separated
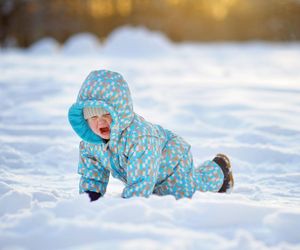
(85, 191, 101, 202)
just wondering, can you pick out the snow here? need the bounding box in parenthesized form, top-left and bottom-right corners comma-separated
(1, 26, 300, 250)
(102, 26, 173, 57)
(62, 33, 101, 55)
(28, 37, 60, 54)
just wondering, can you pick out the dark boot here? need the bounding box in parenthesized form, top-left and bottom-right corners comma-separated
(213, 153, 234, 193)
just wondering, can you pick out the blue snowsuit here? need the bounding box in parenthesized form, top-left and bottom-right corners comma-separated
(68, 70, 224, 199)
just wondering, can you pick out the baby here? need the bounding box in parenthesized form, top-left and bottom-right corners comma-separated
(68, 70, 234, 201)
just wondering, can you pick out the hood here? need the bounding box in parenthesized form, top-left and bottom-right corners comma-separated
(68, 70, 134, 146)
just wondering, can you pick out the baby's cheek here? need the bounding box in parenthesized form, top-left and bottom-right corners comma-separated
(90, 123, 98, 132)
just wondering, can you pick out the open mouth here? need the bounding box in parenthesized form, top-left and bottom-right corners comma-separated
(100, 127, 110, 134)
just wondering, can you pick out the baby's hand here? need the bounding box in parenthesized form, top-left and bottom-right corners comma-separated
(85, 191, 101, 202)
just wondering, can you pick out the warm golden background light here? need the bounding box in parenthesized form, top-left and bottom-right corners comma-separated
(0, 0, 299, 47)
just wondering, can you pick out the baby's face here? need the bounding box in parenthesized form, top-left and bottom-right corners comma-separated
(87, 114, 112, 140)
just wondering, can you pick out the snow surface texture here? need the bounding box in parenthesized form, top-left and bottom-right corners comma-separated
(1, 26, 300, 250)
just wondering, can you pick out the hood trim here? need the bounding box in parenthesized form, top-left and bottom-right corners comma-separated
(68, 100, 121, 147)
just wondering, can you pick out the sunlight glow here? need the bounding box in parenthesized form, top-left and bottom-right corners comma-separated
(90, 0, 114, 17)
(206, 0, 238, 20)
(166, 0, 183, 6)
(88, 0, 238, 20)
(116, 0, 132, 16)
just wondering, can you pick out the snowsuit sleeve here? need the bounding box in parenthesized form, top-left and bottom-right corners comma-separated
(122, 136, 161, 198)
(78, 141, 110, 196)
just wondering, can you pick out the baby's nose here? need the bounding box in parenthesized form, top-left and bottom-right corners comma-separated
(97, 118, 106, 126)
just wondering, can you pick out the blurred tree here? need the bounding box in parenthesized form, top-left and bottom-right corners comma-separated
(0, 0, 23, 46)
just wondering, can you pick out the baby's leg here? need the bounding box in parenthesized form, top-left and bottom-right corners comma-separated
(153, 151, 198, 199)
(194, 160, 224, 192)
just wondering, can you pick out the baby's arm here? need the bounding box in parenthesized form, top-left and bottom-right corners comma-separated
(78, 141, 110, 199)
(122, 136, 161, 198)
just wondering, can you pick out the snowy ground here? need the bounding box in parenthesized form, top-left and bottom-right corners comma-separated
(1, 27, 300, 250)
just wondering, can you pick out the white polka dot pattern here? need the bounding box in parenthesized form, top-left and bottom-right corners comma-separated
(69, 70, 224, 199)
